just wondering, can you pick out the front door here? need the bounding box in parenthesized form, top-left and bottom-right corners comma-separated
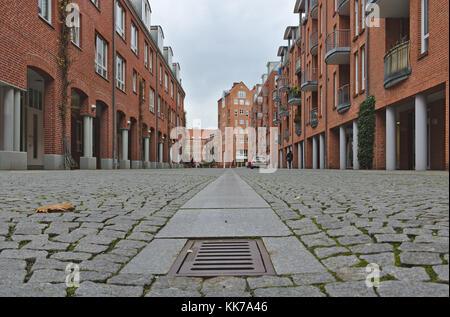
(26, 71, 45, 168)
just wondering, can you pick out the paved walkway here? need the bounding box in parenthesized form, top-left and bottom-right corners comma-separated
(0, 169, 448, 297)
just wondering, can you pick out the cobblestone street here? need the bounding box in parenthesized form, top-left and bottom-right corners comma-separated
(0, 169, 448, 297)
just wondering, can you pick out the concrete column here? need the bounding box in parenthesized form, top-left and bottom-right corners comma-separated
(386, 106, 397, 171)
(312, 136, 318, 169)
(122, 129, 128, 161)
(353, 120, 360, 170)
(415, 94, 428, 171)
(3, 87, 14, 151)
(298, 142, 303, 169)
(144, 137, 150, 162)
(340, 126, 346, 170)
(13, 90, 21, 152)
(319, 133, 325, 169)
(83, 116, 92, 157)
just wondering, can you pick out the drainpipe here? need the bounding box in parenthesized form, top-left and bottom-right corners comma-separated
(324, 0, 328, 168)
(155, 53, 159, 164)
(366, 16, 369, 98)
(112, 0, 117, 169)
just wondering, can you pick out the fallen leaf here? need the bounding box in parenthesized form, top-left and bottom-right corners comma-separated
(35, 202, 75, 214)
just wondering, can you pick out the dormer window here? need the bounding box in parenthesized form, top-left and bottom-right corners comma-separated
(144, 1, 151, 29)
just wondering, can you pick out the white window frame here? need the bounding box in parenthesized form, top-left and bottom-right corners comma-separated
(361, 47, 366, 91)
(150, 88, 155, 113)
(170, 82, 174, 98)
(421, 0, 429, 54)
(116, 2, 125, 38)
(95, 34, 108, 78)
(144, 42, 148, 68)
(164, 73, 168, 91)
(38, 0, 52, 23)
(354, 52, 359, 94)
(116, 55, 126, 91)
(91, 0, 99, 8)
(131, 23, 138, 54)
(133, 70, 137, 93)
(149, 50, 154, 72)
(71, 20, 80, 47)
(355, 0, 359, 36)
(361, 0, 366, 30)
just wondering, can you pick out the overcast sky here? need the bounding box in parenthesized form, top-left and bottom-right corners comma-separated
(150, 0, 299, 129)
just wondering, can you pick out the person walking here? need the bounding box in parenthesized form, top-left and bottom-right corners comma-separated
(286, 151, 293, 169)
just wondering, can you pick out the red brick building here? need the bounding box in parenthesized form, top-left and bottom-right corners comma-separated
(0, 0, 186, 170)
(217, 82, 255, 167)
(254, 0, 448, 171)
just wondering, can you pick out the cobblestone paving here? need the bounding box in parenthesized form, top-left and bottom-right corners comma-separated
(237, 169, 449, 297)
(0, 169, 448, 297)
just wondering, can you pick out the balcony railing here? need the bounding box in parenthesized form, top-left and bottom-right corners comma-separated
(310, 0, 319, 19)
(295, 59, 301, 75)
(277, 77, 289, 91)
(337, 84, 351, 113)
(325, 29, 351, 64)
(337, 0, 350, 16)
(257, 96, 263, 105)
(384, 41, 411, 89)
(279, 107, 290, 117)
(310, 31, 318, 55)
(285, 129, 290, 142)
(288, 90, 302, 106)
(295, 121, 302, 136)
(295, 26, 302, 46)
(310, 109, 318, 128)
(272, 89, 280, 101)
(301, 68, 318, 92)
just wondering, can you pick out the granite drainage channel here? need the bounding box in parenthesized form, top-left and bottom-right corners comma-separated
(168, 239, 275, 277)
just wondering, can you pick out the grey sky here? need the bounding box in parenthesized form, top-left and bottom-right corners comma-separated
(150, 0, 299, 129)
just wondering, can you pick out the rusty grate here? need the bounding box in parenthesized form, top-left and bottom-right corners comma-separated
(169, 239, 275, 277)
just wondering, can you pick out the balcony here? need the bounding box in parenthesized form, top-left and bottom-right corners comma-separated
(272, 89, 281, 101)
(337, 84, 351, 113)
(310, 109, 318, 128)
(257, 113, 263, 120)
(295, 27, 302, 47)
(384, 41, 411, 89)
(257, 96, 263, 105)
(288, 89, 302, 106)
(277, 77, 289, 91)
(368, 0, 410, 18)
(301, 68, 318, 92)
(262, 86, 269, 97)
(285, 129, 290, 142)
(279, 107, 290, 117)
(310, 31, 318, 56)
(337, 0, 350, 16)
(310, 0, 319, 19)
(295, 59, 302, 75)
(325, 29, 351, 65)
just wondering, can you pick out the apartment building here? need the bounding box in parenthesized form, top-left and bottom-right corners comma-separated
(0, 0, 186, 170)
(255, 0, 448, 171)
(183, 129, 218, 164)
(217, 82, 255, 167)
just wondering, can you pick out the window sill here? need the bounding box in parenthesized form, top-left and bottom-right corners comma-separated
(418, 51, 429, 60)
(38, 16, 55, 30)
(71, 42, 82, 51)
(94, 71, 109, 83)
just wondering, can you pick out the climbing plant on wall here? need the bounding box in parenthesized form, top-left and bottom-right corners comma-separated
(357, 95, 376, 170)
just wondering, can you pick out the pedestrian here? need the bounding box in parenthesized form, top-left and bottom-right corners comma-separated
(190, 157, 194, 168)
(286, 151, 293, 169)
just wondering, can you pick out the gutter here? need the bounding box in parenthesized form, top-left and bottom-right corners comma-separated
(112, 0, 117, 169)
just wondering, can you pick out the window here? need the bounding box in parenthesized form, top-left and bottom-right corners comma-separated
(133, 70, 137, 93)
(361, 47, 366, 91)
(245, 100, 250, 105)
(246, 110, 249, 116)
(141, 79, 146, 99)
(38, 0, 51, 23)
(144, 1, 151, 29)
(95, 34, 108, 78)
(235, 110, 238, 117)
(157, 96, 161, 116)
(170, 82, 174, 98)
(235, 120, 238, 126)
(131, 23, 138, 54)
(240, 119, 244, 125)
(238, 91, 246, 98)
(159, 65, 162, 84)
(421, 0, 429, 54)
(116, 54, 126, 91)
(239, 100, 244, 105)
(354, 52, 359, 94)
(150, 88, 155, 112)
(165, 73, 168, 91)
(355, 0, 359, 36)
(361, 0, 366, 30)
(71, 15, 81, 47)
(149, 50, 154, 72)
(234, 99, 238, 105)
(144, 42, 148, 67)
(116, 2, 125, 38)
(91, 0, 99, 7)
(240, 109, 244, 115)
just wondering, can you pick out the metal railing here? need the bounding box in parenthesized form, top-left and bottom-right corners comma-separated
(310, 30, 318, 55)
(338, 0, 350, 12)
(257, 96, 263, 105)
(337, 84, 351, 113)
(310, 109, 318, 128)
(295, 121, 302, 135)
(295, 26, 302, 46)
(301, 68, 318, 86)
(310, 0, 319, 18)
(384, 41, 411, 88)
(326, 29, 351, 54)
(288, 90, 302, 105)
(285, 129, 290, 142)
(272, 89, 280, 101)
(277, 77, 289, 91)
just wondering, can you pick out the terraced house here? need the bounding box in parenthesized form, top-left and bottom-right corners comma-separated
(0, 0, 186, 171)
(254, 0, 448, 171)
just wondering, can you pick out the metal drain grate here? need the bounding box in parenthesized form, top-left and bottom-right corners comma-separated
(168, 239, 275, 277)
